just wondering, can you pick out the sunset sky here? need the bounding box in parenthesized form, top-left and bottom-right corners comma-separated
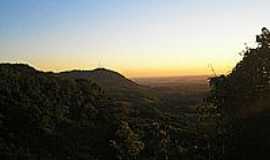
(1, 0, 270, 77)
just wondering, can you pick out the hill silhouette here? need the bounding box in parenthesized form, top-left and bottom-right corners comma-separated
(0, 63, 201, 160)
(58, 68, 160, 113)
(59, 68, 138, 89)
(0, 63, 130, 159)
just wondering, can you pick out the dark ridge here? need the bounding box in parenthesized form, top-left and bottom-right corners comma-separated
(0, 62, 133, 160)
(58, 67, 139, 88)
(0, 63, 39, 74)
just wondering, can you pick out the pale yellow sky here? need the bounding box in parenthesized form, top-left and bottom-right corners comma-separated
(0, 0, 268, 77)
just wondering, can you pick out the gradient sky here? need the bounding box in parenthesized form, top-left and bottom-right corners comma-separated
(1, 0, 270, 77)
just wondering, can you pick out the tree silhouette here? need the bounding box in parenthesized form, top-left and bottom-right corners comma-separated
(206, 27, 270, 159)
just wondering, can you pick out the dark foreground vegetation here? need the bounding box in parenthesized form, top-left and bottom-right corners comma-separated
(0, 64, 201, 160)
(201, 27, 270, 160)
(1, 28, 270, 160)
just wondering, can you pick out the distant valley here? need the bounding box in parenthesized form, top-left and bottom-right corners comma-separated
(58, 68, 210, 114)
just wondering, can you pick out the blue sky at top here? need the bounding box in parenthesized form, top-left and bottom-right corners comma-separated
(1, 0, 270, 77)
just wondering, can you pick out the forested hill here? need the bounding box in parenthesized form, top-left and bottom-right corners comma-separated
(0, 63, 127, 159)
(59, 68, 138, 89)
(0, 63, 202, 160)
(58, 68, 160, 112)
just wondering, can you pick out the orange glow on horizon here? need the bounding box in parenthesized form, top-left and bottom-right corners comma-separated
(26, 60, 235, 78)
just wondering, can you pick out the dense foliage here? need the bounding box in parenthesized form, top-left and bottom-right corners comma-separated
(205, 28, 270, 159)
(0, 64, 202, 160)
(0, 64, 125, 159)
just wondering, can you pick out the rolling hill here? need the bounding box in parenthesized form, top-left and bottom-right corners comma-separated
(59, 68, 138, 89)
(58, 68, 160, 111)
(0, 63, 203, 160)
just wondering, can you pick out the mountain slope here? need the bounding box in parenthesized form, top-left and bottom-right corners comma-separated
(0, 63, 129, 160)
(58, 68, 160, 111)
(59, 68, 138, 89)
(0, 63, 200, 160)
